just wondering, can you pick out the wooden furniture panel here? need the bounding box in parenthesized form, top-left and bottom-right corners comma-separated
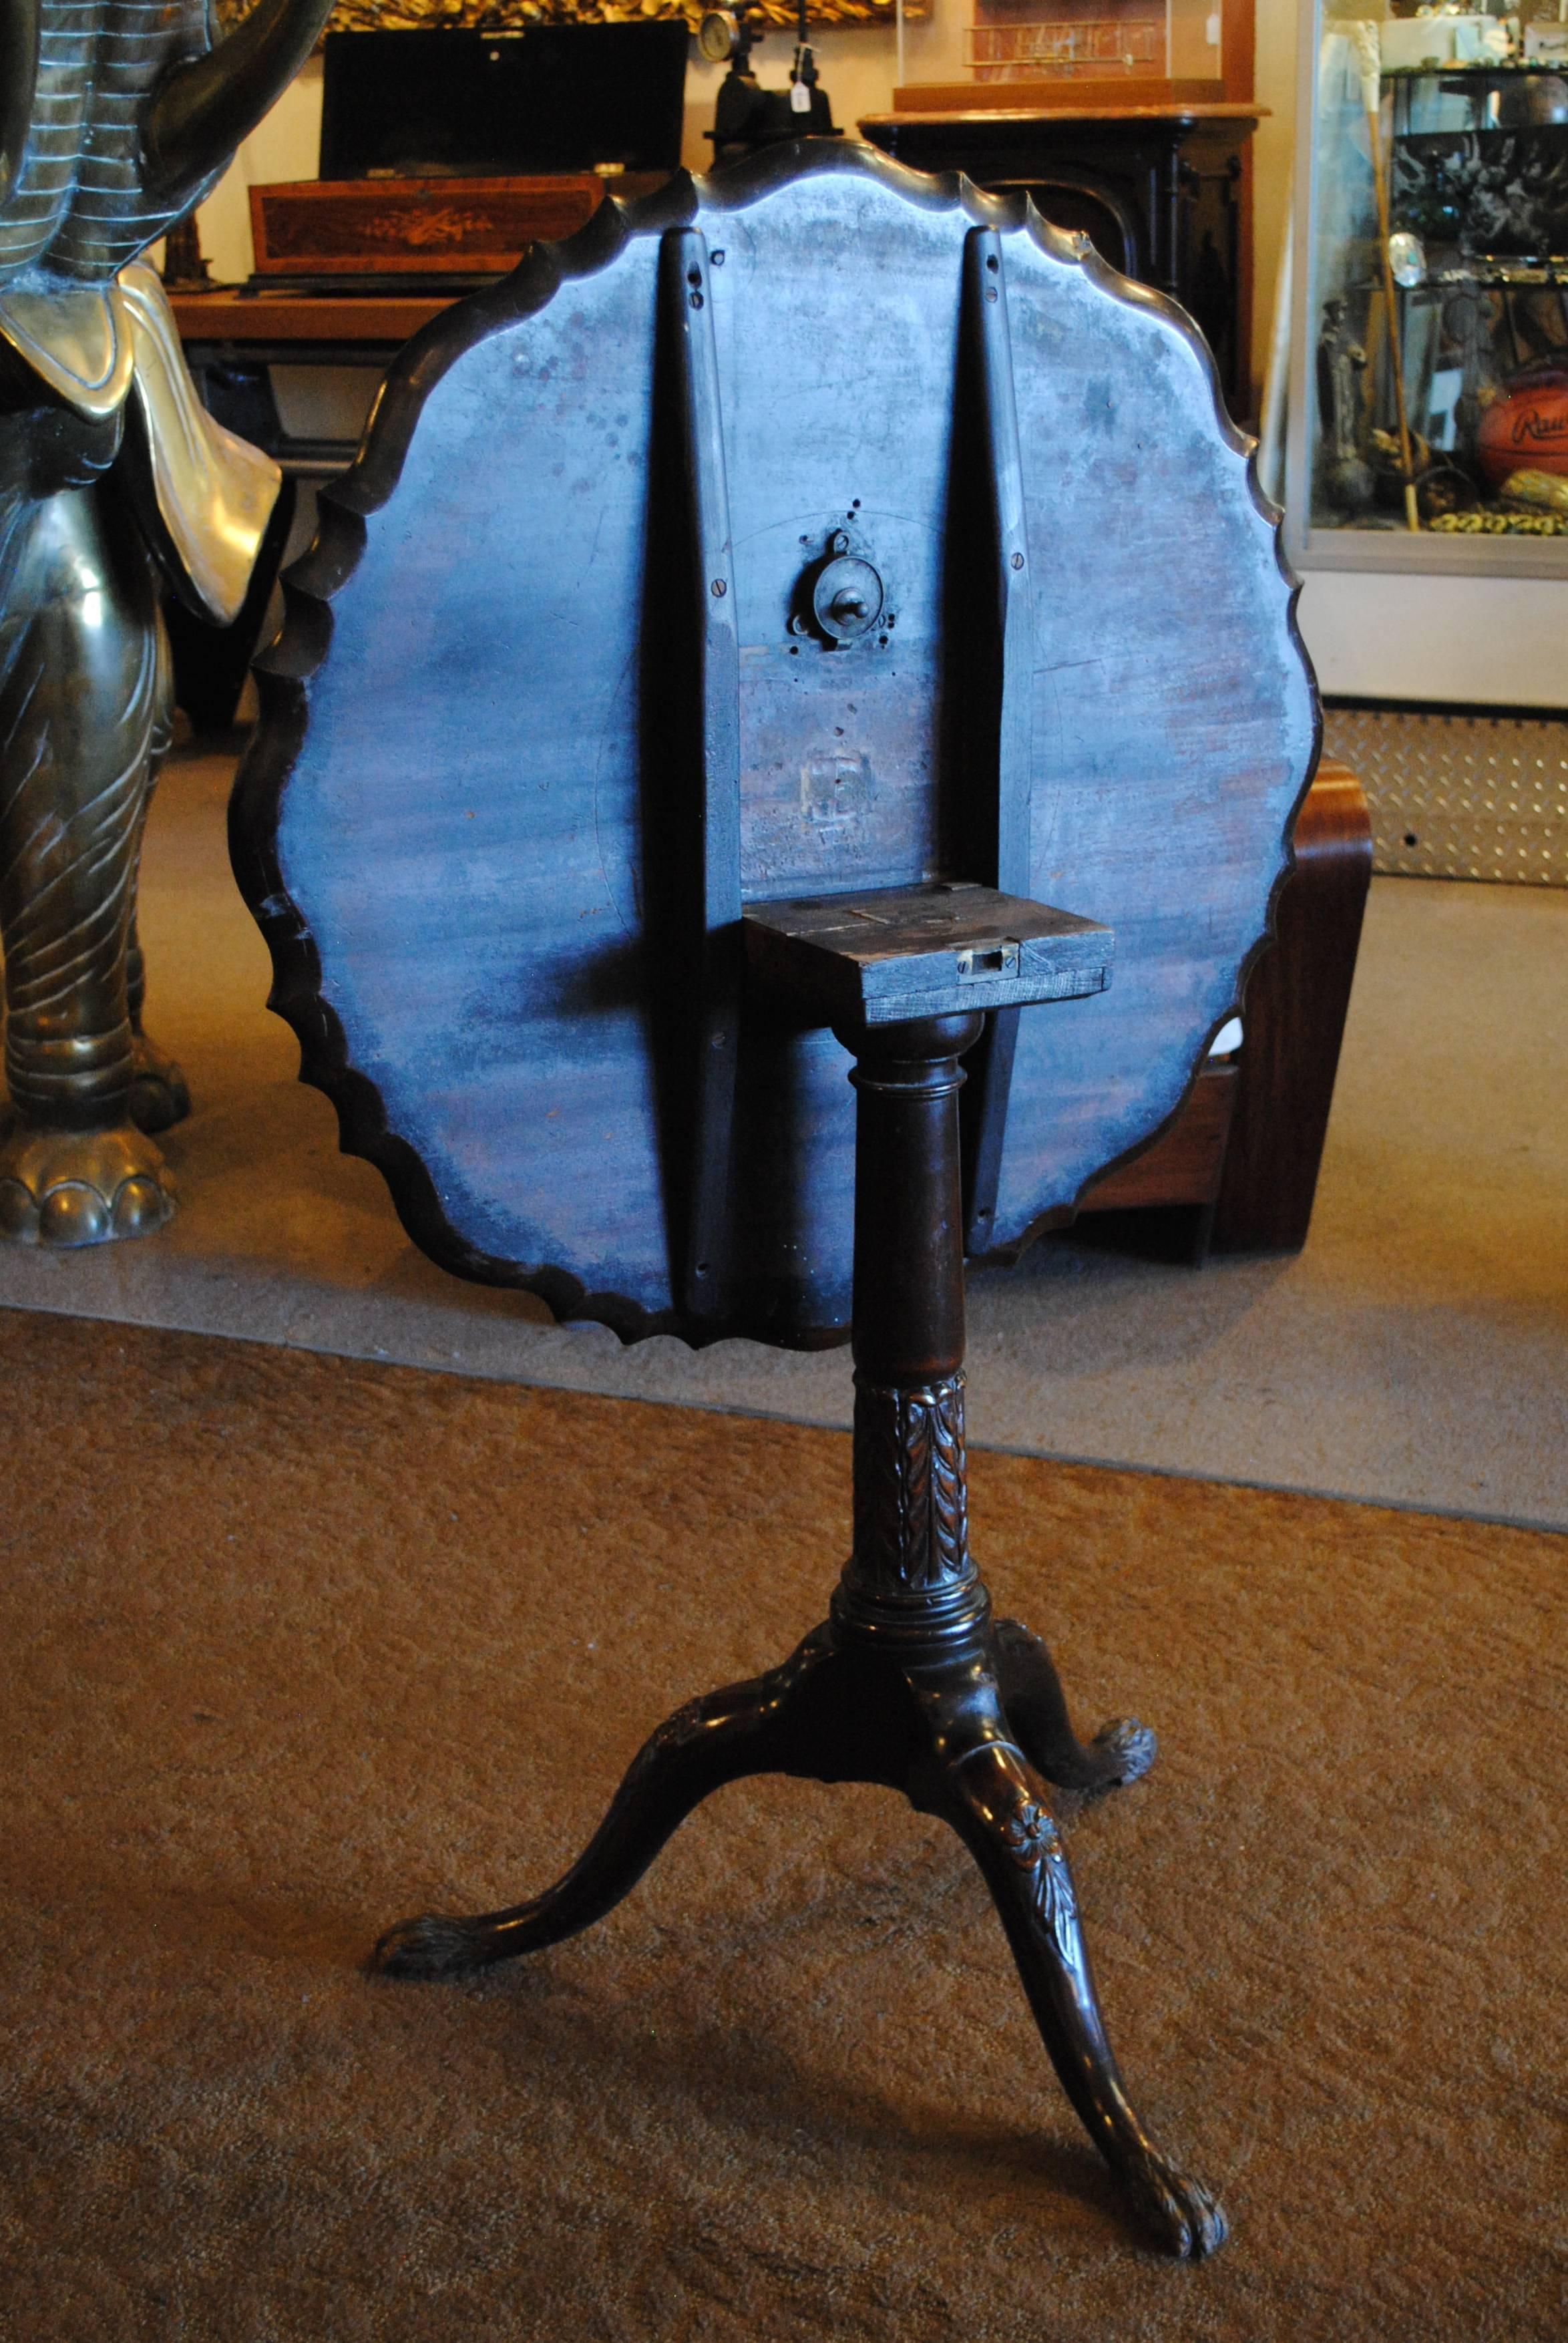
(248, 176, 605, 277)
(1211, 758, 1372, 1252)
(171, 289, 456, 343)
(1083, 1055, 1237, 1214)
(1078, 759, 1372, 1254)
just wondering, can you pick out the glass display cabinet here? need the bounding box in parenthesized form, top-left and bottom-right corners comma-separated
(894, 0, 1253, 109)
(1286, 3, 1568, 576)
(963, 0, 1231, 95)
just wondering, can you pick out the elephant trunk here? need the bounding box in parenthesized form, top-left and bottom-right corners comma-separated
(0, 0, 39, 211)
(140, 0, 337, 212)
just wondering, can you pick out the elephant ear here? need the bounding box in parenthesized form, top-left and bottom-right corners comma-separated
(0, 282, 134, 419)
(116, 262, 282, 624)
(0, 0, 39, 214)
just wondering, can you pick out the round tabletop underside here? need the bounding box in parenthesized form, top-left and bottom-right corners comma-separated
(234, 144, 1317, 1347)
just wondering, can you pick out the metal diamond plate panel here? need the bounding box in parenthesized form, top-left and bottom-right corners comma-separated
(1322, 707, 1568, 887)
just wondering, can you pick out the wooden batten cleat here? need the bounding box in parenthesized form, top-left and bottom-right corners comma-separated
(743, 882, 1113, 1029)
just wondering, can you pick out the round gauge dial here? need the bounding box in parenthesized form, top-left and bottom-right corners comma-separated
(698, 10, 740, 63)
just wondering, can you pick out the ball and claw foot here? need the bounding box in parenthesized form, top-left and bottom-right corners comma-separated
(1092, 1715, 1159, 1787)
(992, 1616, 1159, 1795)
(0, 1116, 176, 1246)
(1118, 2147, 1228, 2260)
(128, 1031, 191, 1135)
(370, 1912, 499, 1982)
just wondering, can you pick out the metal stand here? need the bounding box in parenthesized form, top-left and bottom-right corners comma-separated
(373, 975, 1226, 2260)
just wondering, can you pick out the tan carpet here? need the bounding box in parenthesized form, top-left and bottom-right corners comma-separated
(1, 748, 1565, 1529)
(2, 1307, 1565, 2340)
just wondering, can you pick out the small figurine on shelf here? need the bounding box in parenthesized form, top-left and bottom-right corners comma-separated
(158, 214, 212, 296)
(1318, 297, 1377, 513)
(700, 2, 841, 162)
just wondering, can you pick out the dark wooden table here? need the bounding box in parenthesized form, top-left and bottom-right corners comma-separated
(232, 150, 1325, 2256)
(170, 174, 1362, 1265)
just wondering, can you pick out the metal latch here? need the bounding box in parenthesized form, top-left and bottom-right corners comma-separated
(956, 941, 1020, 981)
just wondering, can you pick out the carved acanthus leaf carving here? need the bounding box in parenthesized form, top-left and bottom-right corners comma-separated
(851, 1373, 972, 1595)
(1004, 1797, 1077, 1967)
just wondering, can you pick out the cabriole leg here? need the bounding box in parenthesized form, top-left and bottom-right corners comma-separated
(371, 1626, 877, 1982)
(911, 1666, 1225, 2260)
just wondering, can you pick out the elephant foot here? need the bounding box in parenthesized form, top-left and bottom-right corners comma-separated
(129, 1030, 192, 1134)
(0, 1117, 176, 1247)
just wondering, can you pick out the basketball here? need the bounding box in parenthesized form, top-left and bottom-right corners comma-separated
(1477, 369, 1568, 484)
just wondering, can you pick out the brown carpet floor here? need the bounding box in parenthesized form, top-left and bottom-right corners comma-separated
(2, 1306, 1564, 2342)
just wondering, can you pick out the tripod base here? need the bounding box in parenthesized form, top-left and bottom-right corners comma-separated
(371, 1606, 1225, 2261)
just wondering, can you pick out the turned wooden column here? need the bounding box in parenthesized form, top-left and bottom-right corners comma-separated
(833, 1009, 988, 1646)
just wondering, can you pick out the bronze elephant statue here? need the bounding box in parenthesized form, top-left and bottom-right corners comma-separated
(0, 0, 333, 1243)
